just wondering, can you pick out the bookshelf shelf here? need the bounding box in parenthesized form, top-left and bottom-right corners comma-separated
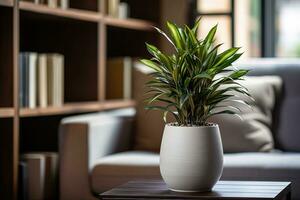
(104, 16, 155, 31)
(0, 107, 15, 118)
(19, 1, 102, 22)
(19, 100, 136, 117)
(0, 0, 13, 7)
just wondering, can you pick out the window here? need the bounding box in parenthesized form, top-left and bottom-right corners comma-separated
(275, 0, 300, 57)
(194, 0, 233, 52)
(192, 0, 261, 58)
(234, 0, 261, 58)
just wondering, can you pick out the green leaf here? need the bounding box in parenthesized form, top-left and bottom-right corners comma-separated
(140, 59, 162, 72)
(229, 69, 249, 79)
(154, 26, 176, 48)
(192, 18, 201, 34)
(203, 25, 217, 45)
(207, 110, 243, 121)
(166, 21, 184, 50)
(194, 72, 213, 80)
(214, 47, 240, 67)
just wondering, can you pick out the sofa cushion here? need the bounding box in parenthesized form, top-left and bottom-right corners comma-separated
(222, 152, 300, 200)
(210, 76, 282, 153)
(91, 151, 300, 200)
(90, 151, 160, 193)
(235, 59, 300, 151)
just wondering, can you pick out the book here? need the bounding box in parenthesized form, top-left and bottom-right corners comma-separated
(47, 54, 64, 107)
(59, 0, 69, 9)
(53, 54, 64, 106)
(48, 0, 57, 8)
(18, 162, 28, 200)
(28, 53, 38, 109)
(57, 54, 64, 106)
(108, 0, 119, 17)
(19, 52, 30, 108)
(118, 2, 130, 19)
(106, 57, 132, 99)
(43, 152, 58, 200)
(21, 154, 46, 200)
(21, 0, 40, 4)
(37, 54, 48, 108)
(47, 54, 55, 106)
(19, 53, 26, 108)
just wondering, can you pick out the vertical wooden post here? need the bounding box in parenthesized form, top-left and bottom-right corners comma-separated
(98, 0, 107, 101)
(13, 0, 19, 199)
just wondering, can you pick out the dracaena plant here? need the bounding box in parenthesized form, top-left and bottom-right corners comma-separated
(141, 20, 251, 126)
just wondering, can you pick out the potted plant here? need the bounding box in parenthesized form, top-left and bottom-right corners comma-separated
(141, 20, 251, 192)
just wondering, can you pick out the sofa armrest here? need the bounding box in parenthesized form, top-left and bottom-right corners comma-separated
(59, 108, 135, 200)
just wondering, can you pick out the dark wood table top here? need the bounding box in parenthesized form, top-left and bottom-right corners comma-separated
(100, 180, 291, 200)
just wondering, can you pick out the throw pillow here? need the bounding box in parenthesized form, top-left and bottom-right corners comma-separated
(209, 76, 282, 152)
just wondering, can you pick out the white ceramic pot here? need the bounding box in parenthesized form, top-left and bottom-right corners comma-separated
(160, 123, 223, 192)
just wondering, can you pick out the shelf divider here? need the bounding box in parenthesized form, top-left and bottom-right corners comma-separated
(104, 16, 155, 31)
(19, 100, 136, 117)
(0, 107, 15, 118)
(0, 0, 13, 7)
(19, 1, 102, 22)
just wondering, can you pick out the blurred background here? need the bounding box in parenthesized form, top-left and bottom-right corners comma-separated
(193, 0, 300, 58)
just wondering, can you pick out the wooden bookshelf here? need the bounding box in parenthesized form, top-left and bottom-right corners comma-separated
(20, 100, 136, 117)
(0, 0, 164, 199)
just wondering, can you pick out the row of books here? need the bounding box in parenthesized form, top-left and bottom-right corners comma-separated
(19, 52, 64, 108)
(19, 152, 58, 200)
(21, 0, 69, 10)
(108, 0, 130, 19)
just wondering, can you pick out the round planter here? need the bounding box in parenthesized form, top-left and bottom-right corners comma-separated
(160, 123, 223, 192)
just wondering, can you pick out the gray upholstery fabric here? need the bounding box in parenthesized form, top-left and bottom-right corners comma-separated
(234, 59, 300, 151)
(59, 108, 135, 200)
(91, 151, 300, 200)
(210, 76, 282, 152)
(91, 151, 160, 193)
(222, 152, 300, 200)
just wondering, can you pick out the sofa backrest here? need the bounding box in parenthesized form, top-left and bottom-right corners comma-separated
(235, 59, 300, 151)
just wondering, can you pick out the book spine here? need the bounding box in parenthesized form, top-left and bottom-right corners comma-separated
(21, 154, 46, 200)
(48, 0, 57, 8)
(38, 54, 48, 108)
(58, 55, 64, 106)
(19, 53, 25, 108)
(29, 53, 38, 109)
(18, 162, 28, 200)
(123, 57, 132, 99)
(118, 2, 130, 19)
(47, 54, 54, 106)
(24, 53, 30, 108)
(60, 0, 69, 9)
(54, 55, 59, 106)
(108, 0, 120, 17)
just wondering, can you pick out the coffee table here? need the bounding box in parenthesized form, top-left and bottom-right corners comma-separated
(100, 180, 291, 200)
